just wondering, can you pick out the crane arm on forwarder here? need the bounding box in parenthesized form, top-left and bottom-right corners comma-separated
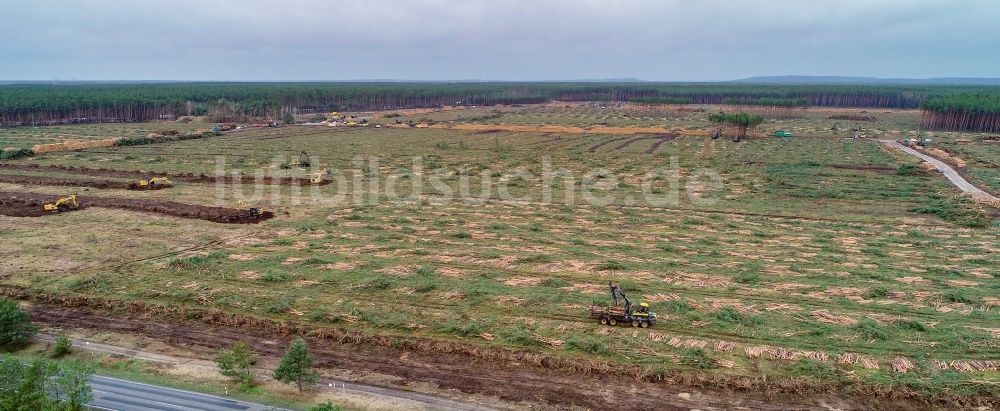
(589, 282, 656, 327)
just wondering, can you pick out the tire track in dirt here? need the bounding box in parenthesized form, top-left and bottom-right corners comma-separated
(646, 134, 678, 154)
(609, 136, 663, 152)
(587, 136, 633, 153)
(527, 135, 562, 146)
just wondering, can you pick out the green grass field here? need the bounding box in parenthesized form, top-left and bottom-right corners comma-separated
(0, 121, 210, 149)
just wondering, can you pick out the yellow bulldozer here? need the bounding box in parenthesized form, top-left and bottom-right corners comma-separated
(43, 195, 78, 212)
(235, 200, 262, 218)
(133, 176, 173, 189)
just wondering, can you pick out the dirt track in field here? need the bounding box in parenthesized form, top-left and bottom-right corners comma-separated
(0, 164, 328, 186)
(828, 164, 896, 173)
(0, 173, 169, 190)
(646, 134, 678, 154)
(27, 304, 874, 411)
(0, 191, 272, 223)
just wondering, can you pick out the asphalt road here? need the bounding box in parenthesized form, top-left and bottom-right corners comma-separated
(882, 140, 1000, 202)
(88, 375, 282, 411)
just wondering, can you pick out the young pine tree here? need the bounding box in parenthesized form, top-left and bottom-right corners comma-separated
(273, 337, 319, 392)
(217, 340, 256, 388)
(0, 297, 38, 350)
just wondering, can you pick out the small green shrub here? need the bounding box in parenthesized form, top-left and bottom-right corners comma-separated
(943, 290, 976, 304)
(896, 319, 928, 332)
(680, 348, 714, 369)
(854, 319, 888, 341)
(791, 359, 842, 381)
(897, 164, 922, 176)
(261, 272, 290, 283)
(501, 327, 537, 346)
(566, 337, 607, 354)
(734, 272, 760, 284)
(0, 148, 33, 160)
(539, 277, 569, 288)
(663, 300, 693, 314)
(264, 299, 292, 314)
(308, 401, 343, 411)
(437, 321, 483, 337)
(49, 335, 72, 358)
(861, 246, 885, 256)
(361, 277, 391, 291)
(114, 136, 160, 146)
(863, 286, 888, 299)
(412, 279, 438, 293)
(595, 260, 627, 271)
(714, 307, 763, 327)
(515, 254, 552, 264)
(909, 196, 989, 228)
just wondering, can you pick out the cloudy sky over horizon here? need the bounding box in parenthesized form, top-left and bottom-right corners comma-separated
(2, 0, 998, 81)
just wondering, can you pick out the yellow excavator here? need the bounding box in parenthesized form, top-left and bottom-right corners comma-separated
(133, 176, 173, 189)
(311, 169, 328, 184)
(43, 195, 78, 212)
(235, 200, 262, 218)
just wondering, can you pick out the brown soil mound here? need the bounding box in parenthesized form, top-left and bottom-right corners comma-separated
(0, 173, 169, 191)
(0, 164, 328, 186)
(0, 194, 52, 217)
(0, 191, 272, 223)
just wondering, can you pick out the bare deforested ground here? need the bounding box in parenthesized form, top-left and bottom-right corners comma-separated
(1, 104, 998, 409)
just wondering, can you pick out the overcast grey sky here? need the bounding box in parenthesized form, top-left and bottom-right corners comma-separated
(1, 0, 998, 81)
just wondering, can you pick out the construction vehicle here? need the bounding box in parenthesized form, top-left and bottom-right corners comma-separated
(132, 176, 173, 189)
(43, 195, 78, 212)
(589, 282, 657, 327)
(311, 169, 328, 184)
(773, 130, 793, 138)
(235, 200, 262, 218)
(901, 138, 933, 147)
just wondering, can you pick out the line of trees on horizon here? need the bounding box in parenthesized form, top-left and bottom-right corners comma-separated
(1, 82, 997, 127)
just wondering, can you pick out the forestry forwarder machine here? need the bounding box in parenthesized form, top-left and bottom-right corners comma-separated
(589, 282, 657, 328)
(43, 195, 78, 212)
